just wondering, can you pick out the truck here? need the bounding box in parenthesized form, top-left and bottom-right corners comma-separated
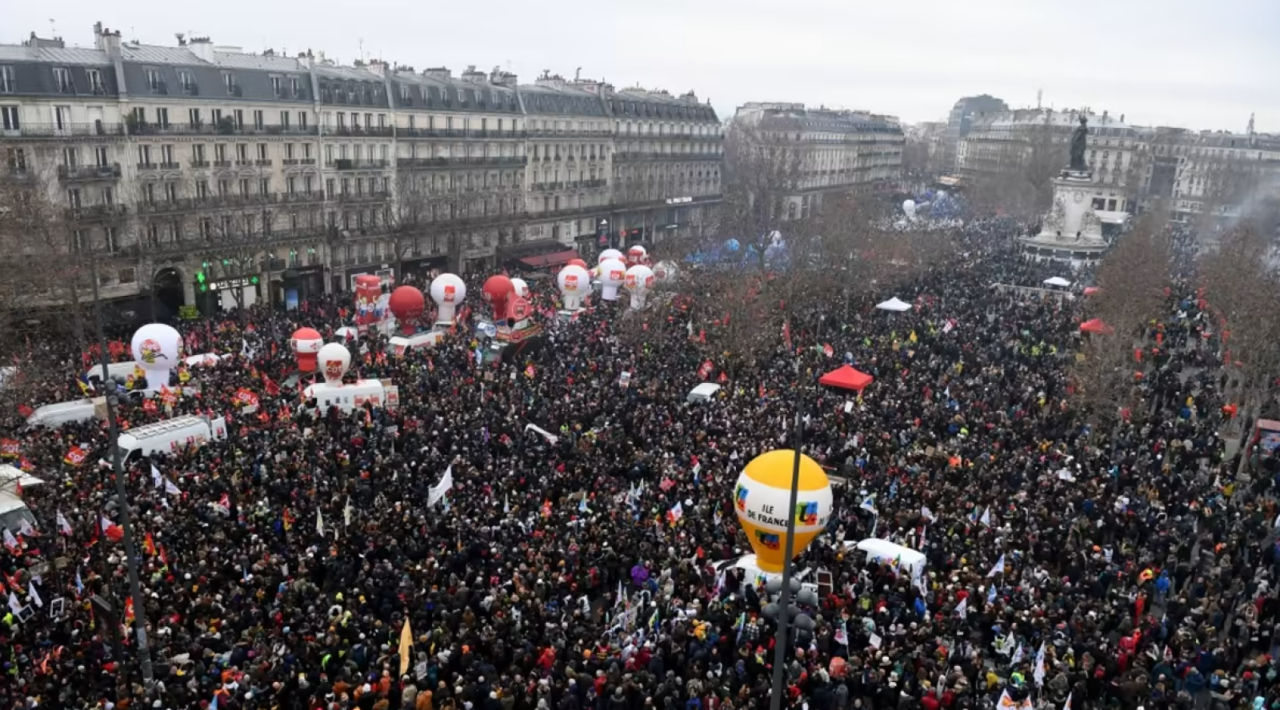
(114, 414, 228, 463)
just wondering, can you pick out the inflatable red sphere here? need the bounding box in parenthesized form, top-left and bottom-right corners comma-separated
(482, 275, 515, 320)
(290, 327, 323, 372)
(388, 285, 426, 335)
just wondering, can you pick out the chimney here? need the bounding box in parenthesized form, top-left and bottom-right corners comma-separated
(26, 32, 65, 49)
(366, 59, 388, 76)
(424, 67, 451, 81)
(461, 65, 486, 83)
(188, 36, 215, 63)
(93, 22, 121, 56)
(489, 67, 518, 89)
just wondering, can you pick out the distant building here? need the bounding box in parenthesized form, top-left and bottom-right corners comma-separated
(733, 102, 903, 221)
(944, 94, 1008, 170)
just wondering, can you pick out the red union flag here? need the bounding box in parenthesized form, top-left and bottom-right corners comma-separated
(0, 438, 19, 459)
(697, 359, 714, 380)
(609, 268, 624, 282)
(324, 359, 345, 382)
(63, 445, 88, 467)
(235, 388, 259, 408)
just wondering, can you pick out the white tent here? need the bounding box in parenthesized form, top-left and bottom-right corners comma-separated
(1042, 276, 1072, 288)
(875, 297, 912, 312)
(848, 538, 927, 581)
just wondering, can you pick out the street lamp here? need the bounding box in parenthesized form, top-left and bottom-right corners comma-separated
(768, 362, 870, 710)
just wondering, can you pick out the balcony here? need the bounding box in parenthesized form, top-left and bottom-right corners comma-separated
(526, 128, 613, 138)
(613, 151, 722, 163)
(336, 191, 390, 203)
(328, 159, 389, 171)
(282, 158, 317, 167)
(160, 162, 180, 170)
(331, 126, 394, 137)
(281, 191, 324, 203)
(212, 160, 232, 168)
(579, 178, 608, 189)
(57, 163, 121, 181)
(137, 162, 157, 171)
(397, 155, 527, 169)
(67, 204, 128, 221)
(255, 159, 273, 167)
(190, 160, 210, 169)
(148, 81, 168, 95)
(2, 122, 126, 138)
(531, 182, 564, 192)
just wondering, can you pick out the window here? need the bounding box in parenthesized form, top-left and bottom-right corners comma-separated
(196, 180, 209, 199)
(53, 67, 72, 93)
(86, 69, 103, 93)
(238, 178, 250, 196)
(210, 108, 222, 125)
(0, 66, 13, 93)
(259, 178, 270, 194)
(235, 144, 247, 161)
(145, 68, 161, 91)
(137, 145, 152, 165)
(214, 144, 227, 162)
(178, 70, 193, 91)
(188, 107, 201, 126)
(336, 113, 345, 128)
(160, 145, 174, 164)
(67, 188, 82, 208)
(253, 110, 264, 130)
(233, 109, 244, 128)
(280, 111, 291, 129)
(145, 223, 160, 247)
(270, 76, 282, 96)
(304, 175, 313, 193)
(257, 143, 268, 160)
(299, 111, 308, 129)
(101, 186, 114, 204)
(377, 113, 386, 128)
(286, 176, 296, 194)
(5, 147, 26, 173)
(54, 106, 70, 131)
(199, 218, 212, 240)
(164, 182, 178, 202)
(94, 146, 108, 166)
(217, 179, 229, 197)
(285, 143, 295, 159)
(290, 77, 300, 96)
(105, 228, 120, 254)
(223, 72, 236, 93)
(156, 108, 170, 128)
(141, 183, 154, 204)
(0, 105, 17, 131)
(325, 178, 335, 197)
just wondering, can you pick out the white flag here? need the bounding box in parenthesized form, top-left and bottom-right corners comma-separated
(1062, 692, 1072, 710)
(56, 510, 73, 536)
(343, 497, 353, 529)
(7, 590, 20, 616)
(27, 581, 42, 608)
(151, 464, 163, 489)
(860, 495, 877, 513)
(504, 494, 510, 514)
(316, 509, 324, 536)
(164, 478, 181, 496)
(1, 528, 18, 551)
(954, 597, 968, 618)
(987, 553, 1006, 577)
(428, 465, 453, 507)
(920, 505, 935, 522)
(17, 519, 36, 537)
(1033, 641, 1046, 687)
(979, 506, 991, 526)
(1010, 642, 1024, 666)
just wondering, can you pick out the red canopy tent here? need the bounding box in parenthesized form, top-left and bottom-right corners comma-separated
(1079, 318, 1115, 335)
(819, 364, 873, 393)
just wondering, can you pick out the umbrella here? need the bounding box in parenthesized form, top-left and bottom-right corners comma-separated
(1080, 318, 1114, 335)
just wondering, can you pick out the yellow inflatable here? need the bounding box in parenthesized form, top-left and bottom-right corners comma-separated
(734, 449, 832, 573)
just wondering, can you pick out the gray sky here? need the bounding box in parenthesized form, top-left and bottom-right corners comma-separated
(11, 0, 1280, 132)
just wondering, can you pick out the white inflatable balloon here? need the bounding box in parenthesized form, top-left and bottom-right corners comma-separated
(317, 342, 351, 384)
(556, 264, 591, 311)
(653, 260, 678, 283)
(429, 273, 467, 324)
(598, 258, 627, 301)
(510, 278, 530, 300)
(624, 264, 655, 310)
(626, 245, 648, 266)
(130, 323, 182, 389)
(903, 199, 917, 220)
(598, 248, 624, 265)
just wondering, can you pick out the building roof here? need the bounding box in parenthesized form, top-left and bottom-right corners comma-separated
(519, 80, 607, 117)
(0, 44, 109, 65)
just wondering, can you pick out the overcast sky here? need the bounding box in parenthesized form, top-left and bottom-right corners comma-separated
(10, 0, 1279, 132)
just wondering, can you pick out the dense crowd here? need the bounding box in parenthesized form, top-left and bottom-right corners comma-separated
(0, 218, 1276, 710)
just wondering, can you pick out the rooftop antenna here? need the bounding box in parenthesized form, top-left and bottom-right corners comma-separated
(358, 37, 365, 62)
(1036, 88, 1042, 110)
(48, 18, 57, 38)
(575, 67, 581, 81)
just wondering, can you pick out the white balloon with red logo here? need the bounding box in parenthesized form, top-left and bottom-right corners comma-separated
(556, 264, 591, 311)
(429, 273, 467, 324)
(317, 342, 351, 384)
(627, 245, 647, 266)
(131, 323, 183, 389)
(598, 248, 623, 265)
(624, 265, 656, 309)
(598, 258, 627, 301)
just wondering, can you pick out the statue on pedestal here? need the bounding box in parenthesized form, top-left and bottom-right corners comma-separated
(1069, 115, 1088, 171)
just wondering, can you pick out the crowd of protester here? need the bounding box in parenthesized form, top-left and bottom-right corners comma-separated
(0, 217, 1276, 710)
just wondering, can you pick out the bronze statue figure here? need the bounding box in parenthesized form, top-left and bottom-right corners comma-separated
(1069, 115, 1088, 171)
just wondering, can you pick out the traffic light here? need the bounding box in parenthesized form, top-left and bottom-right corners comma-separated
(250, 275, 259, 285)
(195, 270, 208, 292)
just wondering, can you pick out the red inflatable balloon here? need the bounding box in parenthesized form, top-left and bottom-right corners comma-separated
(388, 286, 426, 335)
(290, 327, 323, 372)
(482, 275, 515, 321)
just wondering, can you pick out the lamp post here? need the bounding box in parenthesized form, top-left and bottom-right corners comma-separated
(88, 257, 155, 688)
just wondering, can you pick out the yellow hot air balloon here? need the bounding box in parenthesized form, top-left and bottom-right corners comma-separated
(733, 449, 832, 574)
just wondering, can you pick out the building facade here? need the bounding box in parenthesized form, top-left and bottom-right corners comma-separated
(943, 94, 1008, 171)
(0, 25, 723, 316)
(732, 102, 903, 221)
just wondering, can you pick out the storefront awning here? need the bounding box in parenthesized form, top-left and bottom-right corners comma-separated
(518, 249, 580, 269)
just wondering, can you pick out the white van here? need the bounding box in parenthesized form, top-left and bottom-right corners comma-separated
(847, 538, 927, 582)
(115, 414, 227, 462)
(0, 467, 43, 533)
(389, 331, 443, 355)
(26, 398, 104, 428)
(303, 380, 400, 412)
(86, 361, 139, 385)
(687, 383, 722, 403)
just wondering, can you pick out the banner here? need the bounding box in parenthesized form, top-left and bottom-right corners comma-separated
(63, 446, 88, 467)
(0, 439, 19, 459)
